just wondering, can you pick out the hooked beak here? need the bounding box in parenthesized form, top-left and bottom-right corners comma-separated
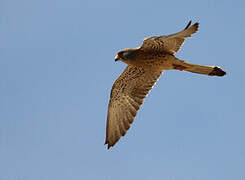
(115, 54, 120, 62)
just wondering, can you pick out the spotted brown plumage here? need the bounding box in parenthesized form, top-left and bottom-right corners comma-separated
(105, 21, 226, 149)
(105, 66, 162, 149)
(141, 22, 199, 54)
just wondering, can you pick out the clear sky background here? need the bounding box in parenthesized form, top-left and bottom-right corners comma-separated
(0, 0, 244, 179)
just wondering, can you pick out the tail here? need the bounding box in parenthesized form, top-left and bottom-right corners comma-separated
(172, 59, 226, 76)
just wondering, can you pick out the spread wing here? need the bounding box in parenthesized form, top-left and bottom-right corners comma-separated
(105, 65, 163, 149)
(141, 21, 199, 54)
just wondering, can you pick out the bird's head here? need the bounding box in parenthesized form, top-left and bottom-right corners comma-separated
(115, 48, 138, 62)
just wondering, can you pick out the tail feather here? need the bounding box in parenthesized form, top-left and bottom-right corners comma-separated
(208, 66, 226, 76)
(172, 59, 226, 76)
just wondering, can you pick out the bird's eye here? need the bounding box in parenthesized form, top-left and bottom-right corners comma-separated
(122, 51, 130, 59)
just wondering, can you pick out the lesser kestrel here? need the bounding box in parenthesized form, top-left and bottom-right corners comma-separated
(105, 21, 226, 149)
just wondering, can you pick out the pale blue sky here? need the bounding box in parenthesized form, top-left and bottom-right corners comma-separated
(0, 0, 245, 179)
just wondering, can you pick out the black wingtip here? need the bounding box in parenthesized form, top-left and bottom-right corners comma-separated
(209, 66, 226, 76)
(184, 21, 200, 31)
(104, 141, 112, 150)
(193, 22, 200, 28)
(106, 144, 112, 150)
(184, 20, 192, 29)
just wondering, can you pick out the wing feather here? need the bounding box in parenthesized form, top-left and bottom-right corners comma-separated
(105, 65, 163, 149)
(141, 21, 199, 54)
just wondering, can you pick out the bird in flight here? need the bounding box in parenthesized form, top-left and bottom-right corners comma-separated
(105, 21, 226, 149)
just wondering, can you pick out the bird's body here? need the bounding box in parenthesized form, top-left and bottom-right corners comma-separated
(105, 21, 226, 149)
(120, 49, 173, 70)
